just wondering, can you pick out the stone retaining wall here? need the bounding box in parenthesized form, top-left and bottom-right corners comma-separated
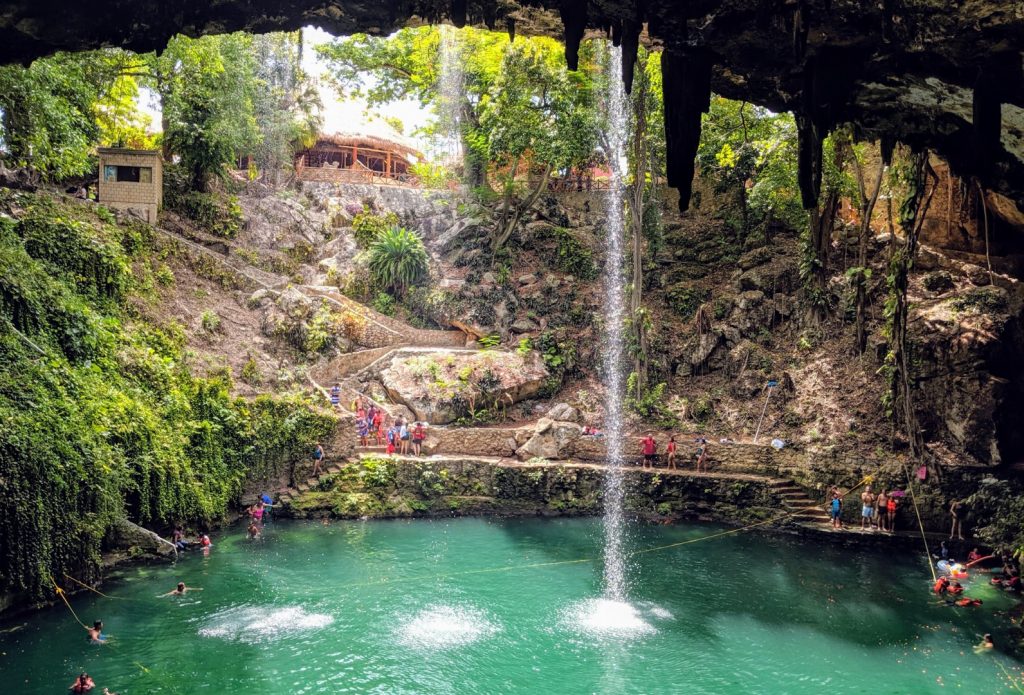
(286, 458, 779, 523)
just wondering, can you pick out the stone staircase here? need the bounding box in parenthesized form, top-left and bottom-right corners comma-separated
(769, 478, 831, 524)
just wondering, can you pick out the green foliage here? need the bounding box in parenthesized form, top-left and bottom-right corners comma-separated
(516, 337, 533, 356)
(366, 227, 429, 297)
(361, 456, 396, 488)
(0, 192, 334, 600)
(665, 285, 710, 320)
(155, 33, 260, 190)
(0, 52, 110, 179)
(319, 27, 597, 187)
(165, 176, 243, 238)
(200, 309, 221, 333)
(409, 161, 456, 189)
(478, 334, 501, 350)
(351, 208, 400, 248)
(371, 291, 396, 316)
(240, 355, 263, 386)
(544, 226, 597, 279)
(951, 287, 1008, 314)
(625, 373, 679, 428)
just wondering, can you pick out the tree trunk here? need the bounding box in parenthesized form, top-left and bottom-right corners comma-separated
(888, 152, 936, 460)
(491, 162, 552, 252)
(851, 148, 885, 354)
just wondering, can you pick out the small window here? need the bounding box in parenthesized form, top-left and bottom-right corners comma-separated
(103, 165, 153, 183)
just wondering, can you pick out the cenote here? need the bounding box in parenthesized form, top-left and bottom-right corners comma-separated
(2, 517, 1021, 694)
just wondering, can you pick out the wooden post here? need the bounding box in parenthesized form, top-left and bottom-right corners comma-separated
(351, 145, 358, 170)
(386, 152, 392, 179)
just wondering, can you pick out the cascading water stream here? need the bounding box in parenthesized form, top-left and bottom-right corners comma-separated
(600, 43, 630, 603)
(436, 25, 464, 161)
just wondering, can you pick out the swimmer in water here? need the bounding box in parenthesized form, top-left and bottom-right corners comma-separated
(163, 582, 202, 596)
(974, 633, 994, 653)
(85, 620, 106, 643)
(247, 521, 261, 539)
(69, 672, 94, 692)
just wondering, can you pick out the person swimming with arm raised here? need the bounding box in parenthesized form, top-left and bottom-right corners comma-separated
(85, 620, 106, 643)
(163, 582, 202, 597)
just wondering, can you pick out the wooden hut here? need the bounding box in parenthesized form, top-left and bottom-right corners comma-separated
(295, 132, 423, 186)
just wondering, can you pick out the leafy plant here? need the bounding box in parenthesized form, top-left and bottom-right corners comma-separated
(478, 333, 501, 350)
(372, 291, 396, 316)
(366, 227, 429, 297)
(516, 337, 533, 356)
(241, 355, 263, 385)
(351, 208, 400, 248)
(200, 309, 221, 333)
(626, 373, 679, 428)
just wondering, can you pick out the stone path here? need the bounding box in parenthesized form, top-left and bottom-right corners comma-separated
(275, 453, 831, 525)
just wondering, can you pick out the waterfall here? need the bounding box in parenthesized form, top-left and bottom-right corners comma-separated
(600, 43, 630, 602)
(436, 25, 464, 161)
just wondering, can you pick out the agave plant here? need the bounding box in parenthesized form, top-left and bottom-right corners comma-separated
(367, 226, 429, 297)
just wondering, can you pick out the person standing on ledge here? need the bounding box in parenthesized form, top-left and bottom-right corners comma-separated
(329, 382, 341, 409)
(695, 437, 709, 473)
(829, 490, 843, 530)
(641, 434, 657, 469)
(950, 499, 964, 540)
(876, 489, 889, 532)
(412, 421, 427, 456)
(860, 486, 875, 531)
(666, 436, 677, 470)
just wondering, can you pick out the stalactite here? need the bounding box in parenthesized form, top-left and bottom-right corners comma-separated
(506, 17, 515, 42)
(621, 21, 640, 95)
(560, 1, 587, 71)
(611, 21, 622, 47)
(451, 0, 467, 28)
(481, 4, 496, 31)
(662, 47, 712, 212)
(795, 62, 822, 209)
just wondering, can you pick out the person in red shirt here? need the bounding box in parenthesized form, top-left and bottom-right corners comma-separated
(666, 436, 677, 469)
(412, 421, 427, 456)
(641, 435, 658, 469)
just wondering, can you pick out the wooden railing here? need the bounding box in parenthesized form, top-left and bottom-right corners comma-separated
(295, 156, 421, 187)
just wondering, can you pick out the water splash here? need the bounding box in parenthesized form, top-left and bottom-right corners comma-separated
(601, 42, 630, 602)
(198, 605, 333, 643)
(396, 604, 500, 650)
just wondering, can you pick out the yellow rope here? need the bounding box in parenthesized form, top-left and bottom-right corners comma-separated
(63, 573, 138, 601)
(46, 573, 88, 630)
(335, 511, 796, 591)
(902, 463, 937, 583)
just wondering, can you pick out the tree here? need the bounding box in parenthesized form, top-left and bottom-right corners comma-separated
(849, 141, 885, 353)
(697, 97, 803, 242)
(151, 33, 260, 190)
(318, 27, 599, 249)
(251, 32, 321, 184)
(0, 50, 134, 179)
(483, 37, 597, 250)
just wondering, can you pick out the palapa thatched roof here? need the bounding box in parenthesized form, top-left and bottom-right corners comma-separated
(309, 131, 422, 161)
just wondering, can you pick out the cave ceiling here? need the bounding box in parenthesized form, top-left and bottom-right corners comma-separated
(1, 0, 1023, 214)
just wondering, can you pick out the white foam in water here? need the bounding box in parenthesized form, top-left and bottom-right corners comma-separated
(564, 598, 674, 640)
(396, 604, 500, 650)
(199, 605, 333, 643)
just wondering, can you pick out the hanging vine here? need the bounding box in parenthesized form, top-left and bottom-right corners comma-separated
(881, 149, 936, 460)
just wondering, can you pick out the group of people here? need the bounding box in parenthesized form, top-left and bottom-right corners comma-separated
(246, 495, 273, 539)
(823, 484, 899, 532)
(170, 525, 212, 552)
(346, 393, 428, 457)
(638, 434, 709, 471)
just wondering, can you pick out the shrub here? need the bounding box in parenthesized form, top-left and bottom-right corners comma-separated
(241, 355, 263, 386)
(372, 291, 396, 316)
(666, 284, 710, 320)
(626, 373, 679, 428)
(167, 190, 243, 239)
(200, 309, 221, 333)
(351, 208, 400, 248)
(367, 227, 429, 297)
(546, 227, 596, 279)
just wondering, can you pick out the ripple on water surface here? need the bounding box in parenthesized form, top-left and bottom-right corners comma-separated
(396, 604, 501, 650)
(198, 604, 333, 643)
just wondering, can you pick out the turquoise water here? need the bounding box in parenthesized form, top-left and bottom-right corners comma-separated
(2, 517, 1022, 694)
